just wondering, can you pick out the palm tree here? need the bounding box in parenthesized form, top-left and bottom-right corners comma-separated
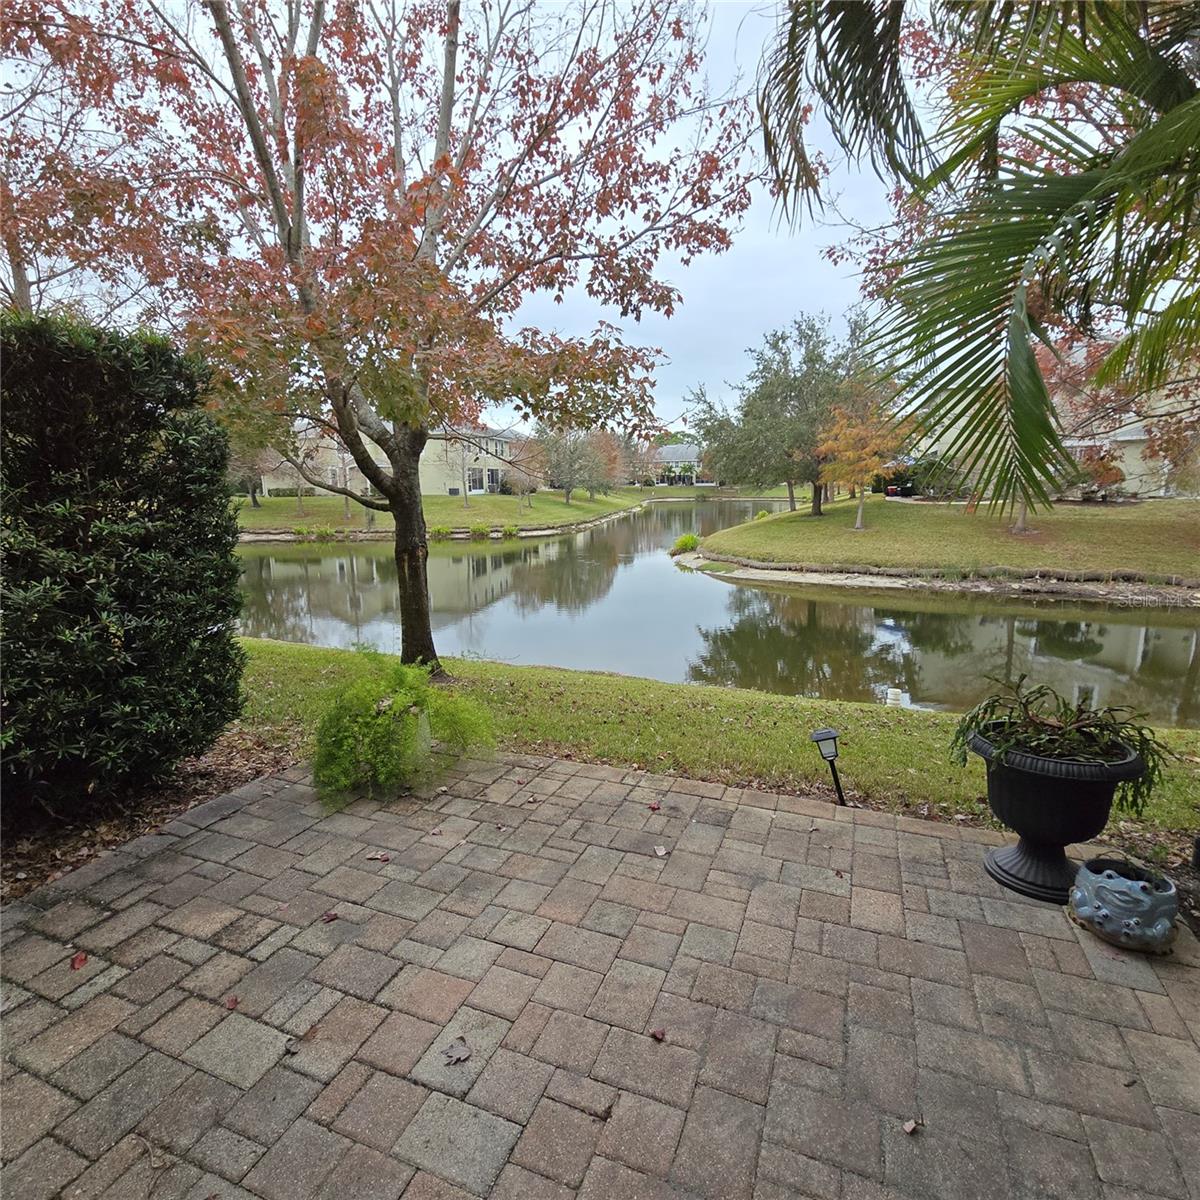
(760, 2, 1200, 510)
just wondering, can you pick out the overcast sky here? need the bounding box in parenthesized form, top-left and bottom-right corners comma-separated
(507, 2, 893, 434)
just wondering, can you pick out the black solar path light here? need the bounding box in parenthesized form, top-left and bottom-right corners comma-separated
(810, 727, 845, 806)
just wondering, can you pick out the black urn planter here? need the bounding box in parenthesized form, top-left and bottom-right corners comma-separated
(967, 725, 1146, 905)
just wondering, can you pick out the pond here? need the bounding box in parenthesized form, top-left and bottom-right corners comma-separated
(238, 499, 1200, 727)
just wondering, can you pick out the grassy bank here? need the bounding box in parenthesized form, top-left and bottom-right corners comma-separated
(242, 638, 1199, 833)
(703, 494, 1200, 582)
(236, 490, 644, 533)
(236, 486, 790, 535)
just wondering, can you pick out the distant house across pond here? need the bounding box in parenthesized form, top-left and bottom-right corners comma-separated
(651, 442, 713, 486)
(258, 427, 521, 498)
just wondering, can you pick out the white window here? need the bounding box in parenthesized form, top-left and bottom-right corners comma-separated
(468, 467, 484, 492)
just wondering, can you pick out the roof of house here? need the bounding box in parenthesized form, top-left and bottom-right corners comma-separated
(434, 425, 519, 442)
(653, 442, 702, 463)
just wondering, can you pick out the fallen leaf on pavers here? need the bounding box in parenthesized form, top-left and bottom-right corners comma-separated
(515, 778, 526, 785)
(284, 1024, 322, 1055)
(70, 951, 88, 971)
(436, 786, 449, 794)
(496, 824, 509, 832)
(365, 852, 391, 863)
(654, 846, 668, 858)
(525, 796, 541, 805)
(649, 1028, 667, 1042)
(834, 870, 844, 879)
(134, 1134, 167, 1169)
(903, 1118, 924, 1135)
(430, 827, 443, 836)
(225, 995, 239, 1010)
(648, 801, 661, 812)
(1123, 1078, 1138, 1087)
(442, 1037, 472, 1065)
(320, 911, 338, 924)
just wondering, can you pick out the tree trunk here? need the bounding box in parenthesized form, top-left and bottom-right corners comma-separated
(785, 480, 796, 511)
(854, 489, 865, 531)
(563, 487, 572, 505)
(848, 483, 856, 499)
(1011, 500, 1029, 533)
(296, 490, 305, 516)
(248, 478, 261, 508)
(390, 434, 441, 670)
(810, 478, 823, 517)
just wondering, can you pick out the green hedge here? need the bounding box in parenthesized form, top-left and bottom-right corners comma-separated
(1, 315, 245, 810)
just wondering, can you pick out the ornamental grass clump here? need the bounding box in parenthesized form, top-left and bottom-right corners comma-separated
(670, 532, 700, 555)
(313, 652, 494, 800)
(950, 676, 1170, 816)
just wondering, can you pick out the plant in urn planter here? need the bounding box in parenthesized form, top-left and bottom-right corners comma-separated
(951, 677, 1169, 904)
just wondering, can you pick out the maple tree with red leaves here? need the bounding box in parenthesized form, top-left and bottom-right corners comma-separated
(3, 0, 756, 667)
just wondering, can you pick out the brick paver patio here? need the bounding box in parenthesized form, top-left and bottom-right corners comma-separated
(3, 753, 1198, 1200)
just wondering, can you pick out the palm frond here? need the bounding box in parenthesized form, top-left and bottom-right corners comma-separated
(758, 0, 929, 216)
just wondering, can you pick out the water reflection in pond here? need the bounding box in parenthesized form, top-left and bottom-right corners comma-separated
(238, 500, 1199, 727)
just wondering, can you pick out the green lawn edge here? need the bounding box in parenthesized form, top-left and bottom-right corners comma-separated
(241, 638, 1199, 833)
(702, 494, 1200, 583)
(236, 486, 789, 535)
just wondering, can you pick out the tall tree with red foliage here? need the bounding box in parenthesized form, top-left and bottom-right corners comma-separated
(4, 0, 755, 667)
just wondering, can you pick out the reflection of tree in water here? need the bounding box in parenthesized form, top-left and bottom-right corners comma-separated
(689, 587, 915, 699)
(238, 549, 396, 643)
(875, 608, 976, 657)
(510, 531, 620, 614)
(1028, 620, 1105, 661)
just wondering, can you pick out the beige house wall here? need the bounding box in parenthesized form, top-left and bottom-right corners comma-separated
(259, 431, 519, 497)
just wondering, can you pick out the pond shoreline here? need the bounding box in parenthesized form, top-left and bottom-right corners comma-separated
(237, 494, 788, 544)
(681, 551, 1200, 609)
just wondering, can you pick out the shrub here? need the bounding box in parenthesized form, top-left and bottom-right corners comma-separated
(428, 525, 453, 541)
(670, 533, 700, 555)
(469, 524, 491, 539)
(313, 652, 494, 799)
(754, 509, 770, 520)
(295, 524, 337, 542)
(501, 525, 520, 539)
(1, 315, 245, 811)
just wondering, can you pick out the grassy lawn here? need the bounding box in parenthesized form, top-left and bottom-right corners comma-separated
(241, 638, 1199, 834)
(703, 494, 1200, 582)
(235, 485, 792, 535)
(236, 490, 646, 533)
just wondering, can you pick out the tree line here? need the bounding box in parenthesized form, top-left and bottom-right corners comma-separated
(691, 313, 901, 530)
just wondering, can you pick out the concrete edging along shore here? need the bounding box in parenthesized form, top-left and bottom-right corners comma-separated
(678, 550, 1200, 608)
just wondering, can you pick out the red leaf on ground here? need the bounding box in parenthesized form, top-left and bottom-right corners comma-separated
(320, 911, 338, 923)
(225, 995, 239, 1010)
(649, 1028, 666, 1041)
(647, 801, 661, 812)
(70, 951, 88, 971)
(365, 852, 390, 862)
